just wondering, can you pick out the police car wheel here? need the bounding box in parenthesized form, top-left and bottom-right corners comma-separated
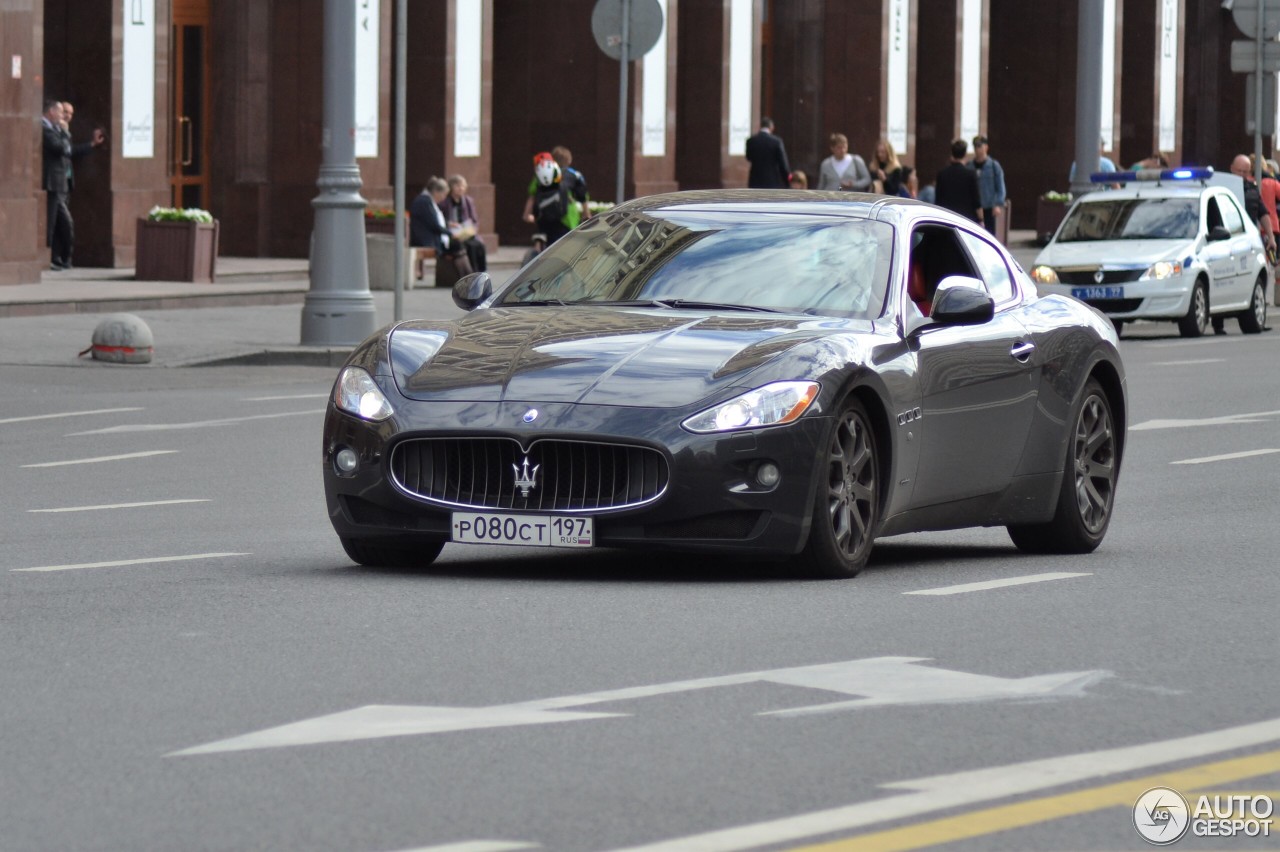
(1239, 276, 1267, 334)
(1177, 280, 1208, 338)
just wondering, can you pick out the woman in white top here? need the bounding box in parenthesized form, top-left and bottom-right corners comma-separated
(817, 132, 871, 191)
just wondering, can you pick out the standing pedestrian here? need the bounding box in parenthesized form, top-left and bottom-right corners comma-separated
(49, 101, 105, 270)
(551, 146, 590, 224)
(969, 135, 1006, 238)
(522, 152, 572, 245)
(816, 133, 870, 191)
(745, 117, 791, 188)
(934, 139, 982, 224)
(869, 139, 905, 196)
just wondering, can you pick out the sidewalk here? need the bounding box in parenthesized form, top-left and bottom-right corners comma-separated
(0, 233, 1043, 369)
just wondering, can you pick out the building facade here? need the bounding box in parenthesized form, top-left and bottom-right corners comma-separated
(0, 0, 1267, 285)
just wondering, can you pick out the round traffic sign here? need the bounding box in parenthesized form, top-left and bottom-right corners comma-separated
(591, 0, 664, 61)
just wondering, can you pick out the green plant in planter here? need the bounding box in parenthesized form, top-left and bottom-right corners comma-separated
(364, 207, 399, 220)
(1040, 191, 1071, 203)
(587, 201, 615, 216)
(147, 205, 214, 223)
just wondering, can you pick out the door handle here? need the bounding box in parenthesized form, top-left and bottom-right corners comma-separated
(1010, 341, 1036, 362)
(178, 116, 193, 167)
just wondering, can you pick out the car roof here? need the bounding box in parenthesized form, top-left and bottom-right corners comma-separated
(1072, 183, 1222, 202)
(612, 189, 979, 229)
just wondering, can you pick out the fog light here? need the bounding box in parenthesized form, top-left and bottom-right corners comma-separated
(756, 462, 781, 488)
(334, 447, 359, 475)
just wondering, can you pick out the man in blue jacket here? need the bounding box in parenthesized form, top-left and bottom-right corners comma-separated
(970, 135, 1006, 238)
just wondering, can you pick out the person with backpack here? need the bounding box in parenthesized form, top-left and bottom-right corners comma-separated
(522, 151, 572, 245)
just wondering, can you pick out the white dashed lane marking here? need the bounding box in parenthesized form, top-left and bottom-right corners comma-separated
(28, 499, 210, 513)
(904, 572, 1091, 596)
(21, 450, 179, 468)
(1150, 358, 1225, 366)
(1171, 448, 1280, 465)
(65, 410, 321, 435)
(0, 407, 143, 425)
(12, 553, 249, 573)
(242, 393, 330, 401)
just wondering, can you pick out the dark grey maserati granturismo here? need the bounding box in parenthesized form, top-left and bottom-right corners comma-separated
(323, 190, 1126, 578)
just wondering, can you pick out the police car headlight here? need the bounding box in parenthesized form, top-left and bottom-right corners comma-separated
(683, 382, 820, 434)
(1145, 261, 1183, 280)
(334, 367, 394, 422)
(1031, 265, 1059, 285)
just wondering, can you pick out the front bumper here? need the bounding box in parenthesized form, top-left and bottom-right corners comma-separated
(323, 399, 829, 557)
(1039, 273, 1196, 320)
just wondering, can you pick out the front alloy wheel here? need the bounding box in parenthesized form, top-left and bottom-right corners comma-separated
(1239, 276, 1267, 334)
(797, 398, 879, 578)
(1178, 281, 1208, 338)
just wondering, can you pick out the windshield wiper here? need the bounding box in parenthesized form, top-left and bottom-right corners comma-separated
(513, 298, 570, 306)
(648, 299, 783, 313)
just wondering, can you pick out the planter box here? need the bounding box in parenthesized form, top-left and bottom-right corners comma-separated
(365, 217, 407, 239)
(135, 218, 220, 282)
(1036, 199, 1068, 245)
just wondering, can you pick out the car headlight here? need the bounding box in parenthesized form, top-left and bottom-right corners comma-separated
(1031, 265, 1059, 285)
(333, 366, 394, 421)
(683, 381, 820, 434)
(1144, 260, 1182, 280)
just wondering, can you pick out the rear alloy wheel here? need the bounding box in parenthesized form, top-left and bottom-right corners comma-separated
(1008, 378, 1117, 554)
(796, 398, 879, 579)
(1238, 275, 1267, 334)
(1177, 280, 1209, 338)
(340, 537, 444, 568)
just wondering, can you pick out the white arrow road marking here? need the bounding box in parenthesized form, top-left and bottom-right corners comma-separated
(13, 553, 249, 573)
(904, 572, 1090, 596)
(66, 409, 322, 435)
(21, 450, 179, 468)
(604, 716, 1280, 852)
(1171, 448, 1280, 465)
(28, 499, 210, 513)
(170, 657, 1110, 756)
(1131, 408, 1280, 431)
(0, 407, 143, 425)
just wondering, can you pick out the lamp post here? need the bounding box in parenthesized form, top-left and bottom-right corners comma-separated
(301, 0, 378, 345)
(1070, 0, 1105, 197)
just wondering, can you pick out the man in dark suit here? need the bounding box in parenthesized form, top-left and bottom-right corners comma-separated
(41, 100, 74, 270)
(745, 117, 791, 189)
(934, 139, 982, 224)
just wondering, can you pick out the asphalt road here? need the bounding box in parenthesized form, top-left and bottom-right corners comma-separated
(1, 321, 1279, 851)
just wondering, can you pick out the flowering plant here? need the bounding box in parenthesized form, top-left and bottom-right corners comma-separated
(364, 207, 401, 220)
(147, 205, 215, 223)
(1040, 191, 1071, 203)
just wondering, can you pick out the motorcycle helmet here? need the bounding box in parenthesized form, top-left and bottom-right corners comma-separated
(533, 152, 561, 187)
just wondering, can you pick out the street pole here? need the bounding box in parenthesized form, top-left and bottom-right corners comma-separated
(1255, 0, 1266, 186)
(302, 0, 378, 346)
(393, 0, 407, 322)
(615, 0, 630, 207)
(1070, 0, 1105, 197)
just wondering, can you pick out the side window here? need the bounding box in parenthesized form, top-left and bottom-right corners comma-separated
(907, 224, 978, 317)
(959, 231, 1015, 304)
(1217, 193, 1246, 235)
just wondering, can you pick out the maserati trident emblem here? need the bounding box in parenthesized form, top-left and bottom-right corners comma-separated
(513, 456, 540, 497)
(1093, 269, 1105, 284)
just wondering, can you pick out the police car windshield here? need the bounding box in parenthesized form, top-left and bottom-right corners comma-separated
(1056, 197, 1199, 242)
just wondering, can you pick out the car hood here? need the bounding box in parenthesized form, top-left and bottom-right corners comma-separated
(388, 306, 863, 407)
(1035, 239, 1191, 268)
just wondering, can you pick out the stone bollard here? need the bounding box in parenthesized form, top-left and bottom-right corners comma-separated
(81, 314, 154, 364)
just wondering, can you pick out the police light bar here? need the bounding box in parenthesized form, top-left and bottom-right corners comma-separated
(1091, 167, 1214, 183)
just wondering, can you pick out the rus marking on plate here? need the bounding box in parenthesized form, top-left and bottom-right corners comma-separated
(171, 657, 1110, 756)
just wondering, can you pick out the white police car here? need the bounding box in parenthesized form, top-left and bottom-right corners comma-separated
(1031, 167, 1270, 337)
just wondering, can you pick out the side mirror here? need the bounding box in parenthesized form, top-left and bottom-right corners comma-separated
(930, 276, 995, 325)
(1207, 225, 1231, 242)
(452, 271, 492, 310)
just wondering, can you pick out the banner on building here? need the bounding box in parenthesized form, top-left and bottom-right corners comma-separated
(355, 0, 379, 158)
(454, 2, 482, 157)
(122, 0, 155, 158)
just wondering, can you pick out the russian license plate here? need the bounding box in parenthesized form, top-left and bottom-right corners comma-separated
(452, 512, 593, 548)
(1071, 286, 1125, 300)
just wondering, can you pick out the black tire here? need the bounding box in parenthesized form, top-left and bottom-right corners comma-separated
(795, 398, 880, 579)
(1238, 275, 1267, 334)
(1177, 280, 1209, 338)
(1008, 378, 1118, 554)
(340, 537, 444, 568)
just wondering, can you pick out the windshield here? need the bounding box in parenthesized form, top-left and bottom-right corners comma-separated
(1056, 197, 1199, 242)
(498, 209, 893, 319)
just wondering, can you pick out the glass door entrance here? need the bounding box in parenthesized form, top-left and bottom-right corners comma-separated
(171, 0, 210, 209)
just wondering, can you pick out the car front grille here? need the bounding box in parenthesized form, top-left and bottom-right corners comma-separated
(390, 437, 670, 512)
(1057, 269, 1147, 285)
(1082, 298, 1144, 312)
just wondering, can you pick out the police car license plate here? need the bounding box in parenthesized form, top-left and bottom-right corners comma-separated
(452, 512, 593, 548)
(1071, 286, 1125, 300)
